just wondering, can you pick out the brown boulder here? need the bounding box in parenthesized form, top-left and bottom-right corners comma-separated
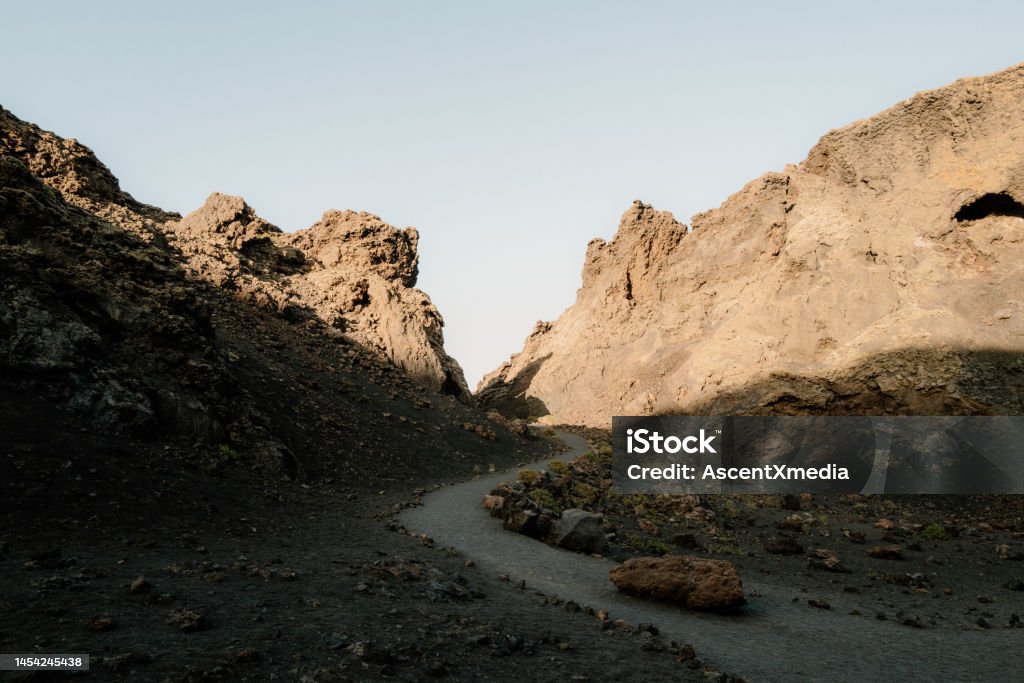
(867, 544, 904, 560)
(608, 555, 744, 611)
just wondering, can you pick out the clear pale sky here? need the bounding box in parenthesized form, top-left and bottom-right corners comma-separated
(3, 2, 1022, 386)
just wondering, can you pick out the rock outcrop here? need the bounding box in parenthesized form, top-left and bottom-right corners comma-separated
(166, 194, 470, 399)
(0, 106, 469, 400)
(479, 63, 1024, 425)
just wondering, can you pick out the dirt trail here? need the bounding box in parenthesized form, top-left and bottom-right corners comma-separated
(401, 431, 1023, 682)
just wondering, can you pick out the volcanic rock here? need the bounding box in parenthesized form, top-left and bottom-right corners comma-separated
(479, 64, 1024, 425)
(608, 555, 745, 610)
(166, 194, 470, 400)
(551, 509, 606, 554)
(1, 105, 469, 401)
(1, 104, 532, 485)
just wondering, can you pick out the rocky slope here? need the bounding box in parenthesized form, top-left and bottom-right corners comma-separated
(0, 104, 510, 482)
(479, 63, 1024, 426)
(0, 106, 469, 401)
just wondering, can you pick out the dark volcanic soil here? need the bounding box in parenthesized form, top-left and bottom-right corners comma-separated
(0, 106, 715, 681)
(0, 403, 716, 682)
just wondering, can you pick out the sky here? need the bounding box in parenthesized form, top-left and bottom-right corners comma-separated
(2, 1, 1023, 386)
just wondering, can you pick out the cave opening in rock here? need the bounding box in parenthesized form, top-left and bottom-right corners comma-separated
(954, 192, 1024, 221)
(441, 371, 462, 397)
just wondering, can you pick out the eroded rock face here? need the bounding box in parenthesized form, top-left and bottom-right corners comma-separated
(1, 105, 532, 482)
(479, 63, 1024, 425)
(285, 211, 469, 398)
(608, 555, 745, 611)
(0, 106, 470, 401)
(164, 194, 470, 400)
(0, 151, 228, 439)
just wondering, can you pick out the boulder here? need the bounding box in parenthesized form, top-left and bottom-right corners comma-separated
(551, 509, 606, 554)
(608, 555, 744, 611)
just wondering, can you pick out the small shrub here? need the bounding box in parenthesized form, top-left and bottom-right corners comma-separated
(528, 489, 557, 510)
(707, 543, 746, 557)
(625, 535, 671, 555)
(921, 524, 949, 541)
(548, 461, 569, 476)
(518, 469, 540, 484)
(572, 482, 599, 504)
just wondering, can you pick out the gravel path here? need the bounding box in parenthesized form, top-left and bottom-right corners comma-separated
(401, 431, 1023, 682)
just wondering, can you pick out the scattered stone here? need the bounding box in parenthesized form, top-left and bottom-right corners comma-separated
(672, 642, 696, 663)
(636, 622, 659, 635)
(996, 544, 1024, 561)
(347, 641, 393, 665)
(128, 576, 151, 594)
(842, 529, 866, 544)
(899, 612, 925, 628)
(808, 548, 849, 573)
(608, 555, 745, 611)
(778, 514, 812, 532)
(867, 545, 904, 560)
(166, 608, 206, 632)
(807, 599, 831, 610)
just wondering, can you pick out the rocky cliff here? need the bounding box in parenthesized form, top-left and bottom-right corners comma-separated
(479, 64, 1024, 426)
(167, 195, 470, 398)
(0, 105, 514, 485)
(0, 106, 469, 401)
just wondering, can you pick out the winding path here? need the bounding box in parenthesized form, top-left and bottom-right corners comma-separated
(401, 431, 1022, 682)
